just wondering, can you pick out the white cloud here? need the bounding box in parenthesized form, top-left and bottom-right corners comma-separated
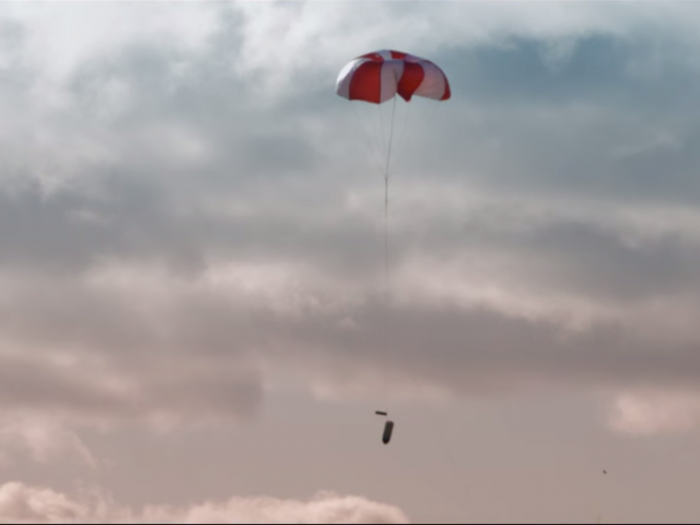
(609, 390, 700, 435)
(0, 483, 410, 525)
(0, 483, 90, 524)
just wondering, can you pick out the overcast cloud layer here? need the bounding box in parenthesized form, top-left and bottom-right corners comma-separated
(2, 2, 700, 523)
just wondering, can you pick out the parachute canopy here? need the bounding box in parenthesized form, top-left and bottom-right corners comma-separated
(336, 50, 451, 104)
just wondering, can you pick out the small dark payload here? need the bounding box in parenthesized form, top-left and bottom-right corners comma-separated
(375, 411, 388, 417)
(382, 420, 395, 445)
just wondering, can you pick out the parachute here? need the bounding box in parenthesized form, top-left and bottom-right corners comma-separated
(336, 50, 451, 445)
(336, 50, 451, 104)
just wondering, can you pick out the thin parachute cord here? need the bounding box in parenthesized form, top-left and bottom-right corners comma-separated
(379, 98, 388, 168)
(369, 100, 390, 170)
(391, 98, 415, 166)
(357, 103, 384, 172)
(394, 99, 441, 170)
(392, 97, 415, 164)
(382, 95, 397, 416)
(349, 100, 385, 174)
(343, 88, 466, 519)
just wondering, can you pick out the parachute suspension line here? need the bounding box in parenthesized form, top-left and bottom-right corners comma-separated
(349, 101, 385, 174)
(379, 98, 388, 168)
(394, 99, 441, 170)
(393, 97, 418, 166)
(382, 95, 398, 415)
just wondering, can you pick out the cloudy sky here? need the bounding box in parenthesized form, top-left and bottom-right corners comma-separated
(2, 1, 700, 523)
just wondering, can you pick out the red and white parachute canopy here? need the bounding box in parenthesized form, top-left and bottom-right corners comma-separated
(336, 50, 451, 104)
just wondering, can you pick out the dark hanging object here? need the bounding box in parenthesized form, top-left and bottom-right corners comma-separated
(382, 420, 395, 445)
